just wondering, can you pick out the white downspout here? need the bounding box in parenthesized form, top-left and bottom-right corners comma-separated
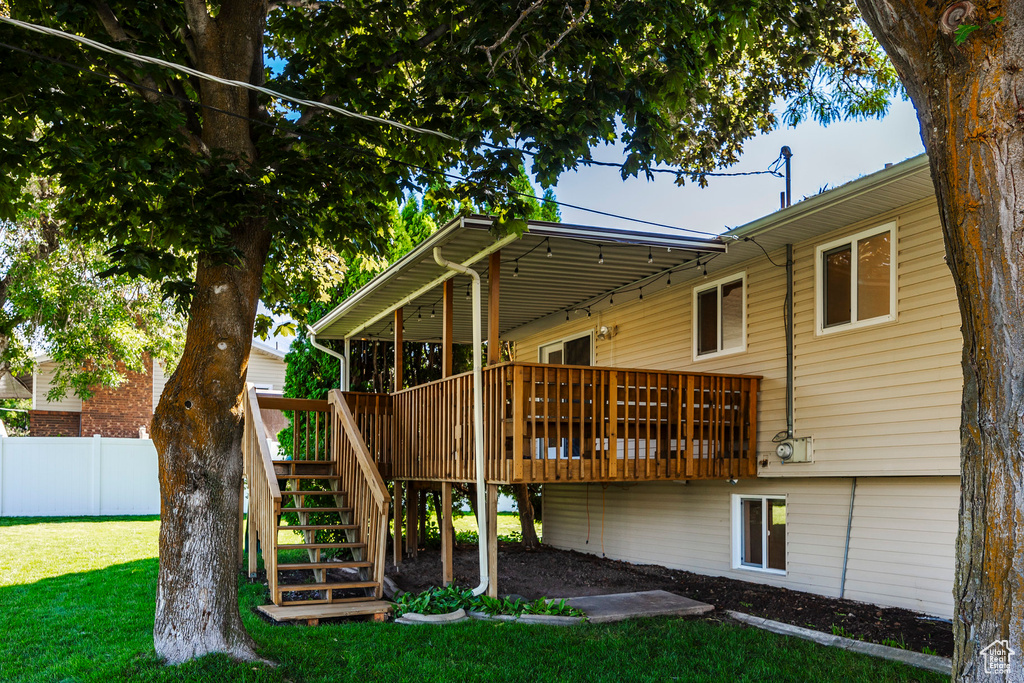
(432, 247, 489, 596)
(306, 325, 348, 390)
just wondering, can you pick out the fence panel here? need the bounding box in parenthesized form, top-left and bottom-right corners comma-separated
(0, 436, 159, 517)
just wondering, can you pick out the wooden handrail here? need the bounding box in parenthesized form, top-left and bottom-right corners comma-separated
(328, 390, 391, 508)
(247, 387, 281, 503)
(255, 394, 329, 413)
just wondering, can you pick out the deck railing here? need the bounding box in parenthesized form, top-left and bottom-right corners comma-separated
(327, 390, 392, 597)
(385, 362, 759, 484)
(242, 386, 282, 598)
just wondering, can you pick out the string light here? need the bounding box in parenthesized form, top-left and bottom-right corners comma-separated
(702, 263, 708, 278)
(431, 305, 436, 318)
(465, 282, 471, 300)
(546, 238, 553, 258)
(598, 246, 604, 264)
(639, 287, 644, 301)
(586, 308, 592, 318)
(513, 260, 519, 278)
(647, 247, 653, 264)
(417, 308, 422, 320)
(565, 310, 570, 321)
(667, 272, 672, 287)
(610, 293, 614, 305)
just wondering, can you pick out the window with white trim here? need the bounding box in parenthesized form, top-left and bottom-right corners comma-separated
(732, 494, 786, 573)
(538, 332, 593, 366)
(692, 273, 746, 360)
(816, 223, 896, 334)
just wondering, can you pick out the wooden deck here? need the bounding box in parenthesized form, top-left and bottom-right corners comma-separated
(257, 600, 392, 625)
(341, 361, 760, 484)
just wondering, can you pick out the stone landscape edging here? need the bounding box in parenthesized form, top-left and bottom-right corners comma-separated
(394, 608, 467, 624)
(726, 611, 952, 675)
(467, 611, 586, 626)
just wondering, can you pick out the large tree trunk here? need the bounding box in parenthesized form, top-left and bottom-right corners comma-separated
(857, 2, 1024, 678)
(150, 1, 270, 665)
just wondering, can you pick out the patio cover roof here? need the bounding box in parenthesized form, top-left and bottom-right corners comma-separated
(311, 216, 728, 343)
(312, 154, 935, 344)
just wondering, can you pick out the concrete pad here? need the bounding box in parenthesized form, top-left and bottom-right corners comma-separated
(563, 590, 713, 624)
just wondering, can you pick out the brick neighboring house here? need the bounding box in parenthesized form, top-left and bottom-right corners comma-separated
(29, 341, 287, 438)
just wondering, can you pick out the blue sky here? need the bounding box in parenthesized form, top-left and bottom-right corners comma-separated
(551, 98, 925, 236)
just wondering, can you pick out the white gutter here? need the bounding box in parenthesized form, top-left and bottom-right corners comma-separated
(432, 246, 489, 596)
(305, 325, 347, 390)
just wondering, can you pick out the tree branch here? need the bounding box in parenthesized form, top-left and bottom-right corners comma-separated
(538, 0, 590, 64)
(478, 0, 545, 65)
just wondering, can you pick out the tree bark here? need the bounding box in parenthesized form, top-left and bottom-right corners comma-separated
(856, 1, 1024, 678)
(513, 483, 540, 549)
(150, 0, 271, 665)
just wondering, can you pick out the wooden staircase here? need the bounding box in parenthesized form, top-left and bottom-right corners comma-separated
(243, 389, 393, 624)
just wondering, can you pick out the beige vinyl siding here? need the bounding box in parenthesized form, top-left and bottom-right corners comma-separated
(245, 350, 286, 390)
(543, 476, 957, 617)
(510, 199, 961, 478)
(152, 360, 168, 412)
(32, 361, 82, 412)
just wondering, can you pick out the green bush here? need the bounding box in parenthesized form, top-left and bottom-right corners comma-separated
(394, 585, 586, 619)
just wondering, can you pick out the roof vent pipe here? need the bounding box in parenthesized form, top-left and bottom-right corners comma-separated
(432, 247, 489, 596)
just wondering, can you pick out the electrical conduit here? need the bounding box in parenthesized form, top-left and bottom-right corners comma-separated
(432, 247, 489, 596)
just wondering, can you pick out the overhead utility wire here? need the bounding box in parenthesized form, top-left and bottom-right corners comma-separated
(0, 16, 784, 186)
(0, 40, 730, 239)
(0, 15, 459, 141)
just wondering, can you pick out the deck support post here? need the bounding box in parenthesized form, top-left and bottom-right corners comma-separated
(393, 480, 404, 566)
(486, 483, 499, 598)
(441, 482, 454, 586)
(442, 279, 454, 377)
(406, 482, 418, 559)
(394, 307, 403, 391)
(487, 251, 501, 364)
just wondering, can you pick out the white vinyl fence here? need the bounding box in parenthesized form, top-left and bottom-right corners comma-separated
(0, 435, 160, 517)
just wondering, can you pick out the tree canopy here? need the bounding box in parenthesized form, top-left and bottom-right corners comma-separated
(0, 178, 184, 400)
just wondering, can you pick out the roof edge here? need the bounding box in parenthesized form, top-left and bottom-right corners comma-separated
(726, 154, 930, 240)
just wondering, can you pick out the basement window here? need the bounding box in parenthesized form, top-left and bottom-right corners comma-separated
(816, 222, 896, 334)
(732, 494, 786, 574)
(692, 273, 746, 360)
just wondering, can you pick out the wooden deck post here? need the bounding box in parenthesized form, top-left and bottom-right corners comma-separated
(394, 307, 404, 391)
(406, 481, 418, 559)
(442, 279, 454, 377)
(486, 483, 499, 597)
(487, 250, 501, 364)
(393, 479, 404, 565)
(247, 487, 258, 578)
(441, 482, 454, 585)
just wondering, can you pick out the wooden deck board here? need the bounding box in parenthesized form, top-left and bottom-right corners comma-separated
(257, 600, 392, 622)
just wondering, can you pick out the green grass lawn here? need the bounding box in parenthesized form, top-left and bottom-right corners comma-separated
(0, 516, 944, 683)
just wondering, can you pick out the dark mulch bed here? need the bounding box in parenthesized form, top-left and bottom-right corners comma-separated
(385, 542, 953, 657)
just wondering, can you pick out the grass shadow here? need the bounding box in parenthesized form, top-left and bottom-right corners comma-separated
(0, 515, 160, 527)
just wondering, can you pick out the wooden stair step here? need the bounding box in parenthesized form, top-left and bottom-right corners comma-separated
(279, 474, 341, 480)
(284, 507, 352, 513)
(277, 561, 372, 570)
(278, 580, 379, 592)
(257, 600, 391, 623)
(280, 490, 346, 497)
(280, 524, 359, 531)
(277, 542, 366, 550)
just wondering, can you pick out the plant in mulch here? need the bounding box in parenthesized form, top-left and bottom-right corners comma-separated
(394, 585, 585, 619)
